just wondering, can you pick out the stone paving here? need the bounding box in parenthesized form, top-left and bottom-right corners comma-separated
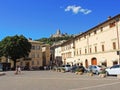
(0, 71, 120, 90)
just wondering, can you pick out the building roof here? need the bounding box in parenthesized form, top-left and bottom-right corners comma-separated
(28, 40, 43, 44)
(75, 14, 120, 39)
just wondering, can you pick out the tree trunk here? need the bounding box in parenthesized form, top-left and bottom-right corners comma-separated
(13, 59, 16, 70)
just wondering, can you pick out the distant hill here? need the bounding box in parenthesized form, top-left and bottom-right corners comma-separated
(36, 35, 73, 45)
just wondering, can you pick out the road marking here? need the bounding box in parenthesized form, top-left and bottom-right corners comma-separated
(70, 81, 120, 90)
(7, 76, 118, 81)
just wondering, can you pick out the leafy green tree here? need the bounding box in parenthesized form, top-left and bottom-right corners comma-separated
(0, 35, 31, 69)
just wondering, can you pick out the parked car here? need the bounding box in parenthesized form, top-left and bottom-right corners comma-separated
(0, 63, 3, 71)
(105, 65, 120, 76)
(70, 65, 78, 73)
(87, 65, 105, 74)
(62, 64, 71, 72)
(70, 65, 86, 73)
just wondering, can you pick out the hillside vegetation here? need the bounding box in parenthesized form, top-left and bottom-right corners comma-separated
(36, 36, 73, 45)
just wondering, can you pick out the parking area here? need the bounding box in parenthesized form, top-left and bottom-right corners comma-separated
(0, 71, 120, 90)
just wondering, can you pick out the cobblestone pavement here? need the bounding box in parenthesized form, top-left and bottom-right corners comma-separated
(0, 71, 120, 90)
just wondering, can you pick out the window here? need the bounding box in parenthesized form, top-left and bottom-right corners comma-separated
(113, 42, 116, 50)
(77, 50, 78, 55)
(32, 53, 35, 58)
(102, 45, 105, 52)
(32, 46, 35, 50)
(100, 27, 103, 32)
(36, 46, 40, 50)
(89, 48, 92, 53)
(79, 49, 81, 55)
(32, 61, 34, 65)
(85, 49, 87, 54)
(94, 30, 96, 34)
(84, 35, 86, 39)
(37, 54, 40, 58)
(89, 33, 91, 36)
(109, 22, 115, 28)
(37, 61, 39, 65)
(95, 46, 97, 53)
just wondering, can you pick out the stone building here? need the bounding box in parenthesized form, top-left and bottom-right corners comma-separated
(16, 40, 50, 70)
(42, 44, 50, 66)
(60, 14, 120, 67)
(51, 29, 68, 38)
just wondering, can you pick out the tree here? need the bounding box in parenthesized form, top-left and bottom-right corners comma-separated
(0, 35, 32, 69)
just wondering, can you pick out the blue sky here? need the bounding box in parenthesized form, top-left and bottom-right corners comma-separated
(0, 0, 120, 40)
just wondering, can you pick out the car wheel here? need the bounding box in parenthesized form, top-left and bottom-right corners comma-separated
(95, 71, 99, 75)
(106, 71, 109, 76)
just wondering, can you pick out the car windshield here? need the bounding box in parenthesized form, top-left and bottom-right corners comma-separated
(66, 65, 71, 67)
(98, 65, 102, 68)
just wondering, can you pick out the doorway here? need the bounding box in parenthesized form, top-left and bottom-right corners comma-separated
(91, 57, 97, 65)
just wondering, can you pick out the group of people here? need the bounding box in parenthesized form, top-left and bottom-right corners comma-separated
(15, 66, 21, 75)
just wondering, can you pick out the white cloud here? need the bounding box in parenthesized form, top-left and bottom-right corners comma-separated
(65, 5, 92, 15)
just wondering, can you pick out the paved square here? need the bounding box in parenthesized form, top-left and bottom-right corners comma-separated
(0, 71, 120, 90)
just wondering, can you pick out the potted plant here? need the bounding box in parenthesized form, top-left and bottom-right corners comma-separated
(75, 68, 83, 75)
(56, 67, 60, 72)
(99, 69, 106, 78)
(61, 68, 65, 73)
(88, 70, 93, 76)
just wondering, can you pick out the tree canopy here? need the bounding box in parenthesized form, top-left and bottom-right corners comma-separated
(0, 35, 32, 68)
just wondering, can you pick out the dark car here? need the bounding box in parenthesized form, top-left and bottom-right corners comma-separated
(71, 65, 86, 73)
(70, 65, 78, 73)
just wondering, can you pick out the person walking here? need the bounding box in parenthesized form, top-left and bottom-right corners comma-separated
(15, 66, 18, 75)
(15, 66, 21, 75)
(18, 66, 21, 74)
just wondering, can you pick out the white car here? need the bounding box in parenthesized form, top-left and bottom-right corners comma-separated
(105, 65, 120, 75)
(87, 65, 104, 75)
(62, 64, 71, 72)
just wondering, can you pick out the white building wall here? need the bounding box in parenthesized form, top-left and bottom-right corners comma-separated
(55, 46, 61, 57)
(61, 14, 120, 67)
(74, 16, 120, 67)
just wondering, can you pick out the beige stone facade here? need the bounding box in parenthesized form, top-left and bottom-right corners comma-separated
(0, 40, 50, 69)
(61, 39, 75, 65)
(42, 44, 50, 66)
(60, 14, 120, 67)
(17, 40, 43, 69)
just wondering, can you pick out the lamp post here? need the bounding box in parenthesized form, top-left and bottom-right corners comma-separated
(115, 18, 120, 64)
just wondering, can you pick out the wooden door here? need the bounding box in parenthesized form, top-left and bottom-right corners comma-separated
(91, 58, 97, 65)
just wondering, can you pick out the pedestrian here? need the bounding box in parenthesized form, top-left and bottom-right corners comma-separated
(15, 66, 21, 75)
(44, 66, 46, 70)
(15, 66, 18, 75)
(18, 66, 21, 74)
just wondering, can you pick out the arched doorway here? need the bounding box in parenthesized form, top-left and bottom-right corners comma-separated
(113, 61, 118, 65)
(91, 57, 97, 65)
(85, 59, 88, 68)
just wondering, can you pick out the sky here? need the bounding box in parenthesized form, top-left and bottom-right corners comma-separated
(0, 0, 120, 40)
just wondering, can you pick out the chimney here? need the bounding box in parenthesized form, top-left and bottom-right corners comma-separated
(29, 38, 32, 40)
(108, 16, 112, 20)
